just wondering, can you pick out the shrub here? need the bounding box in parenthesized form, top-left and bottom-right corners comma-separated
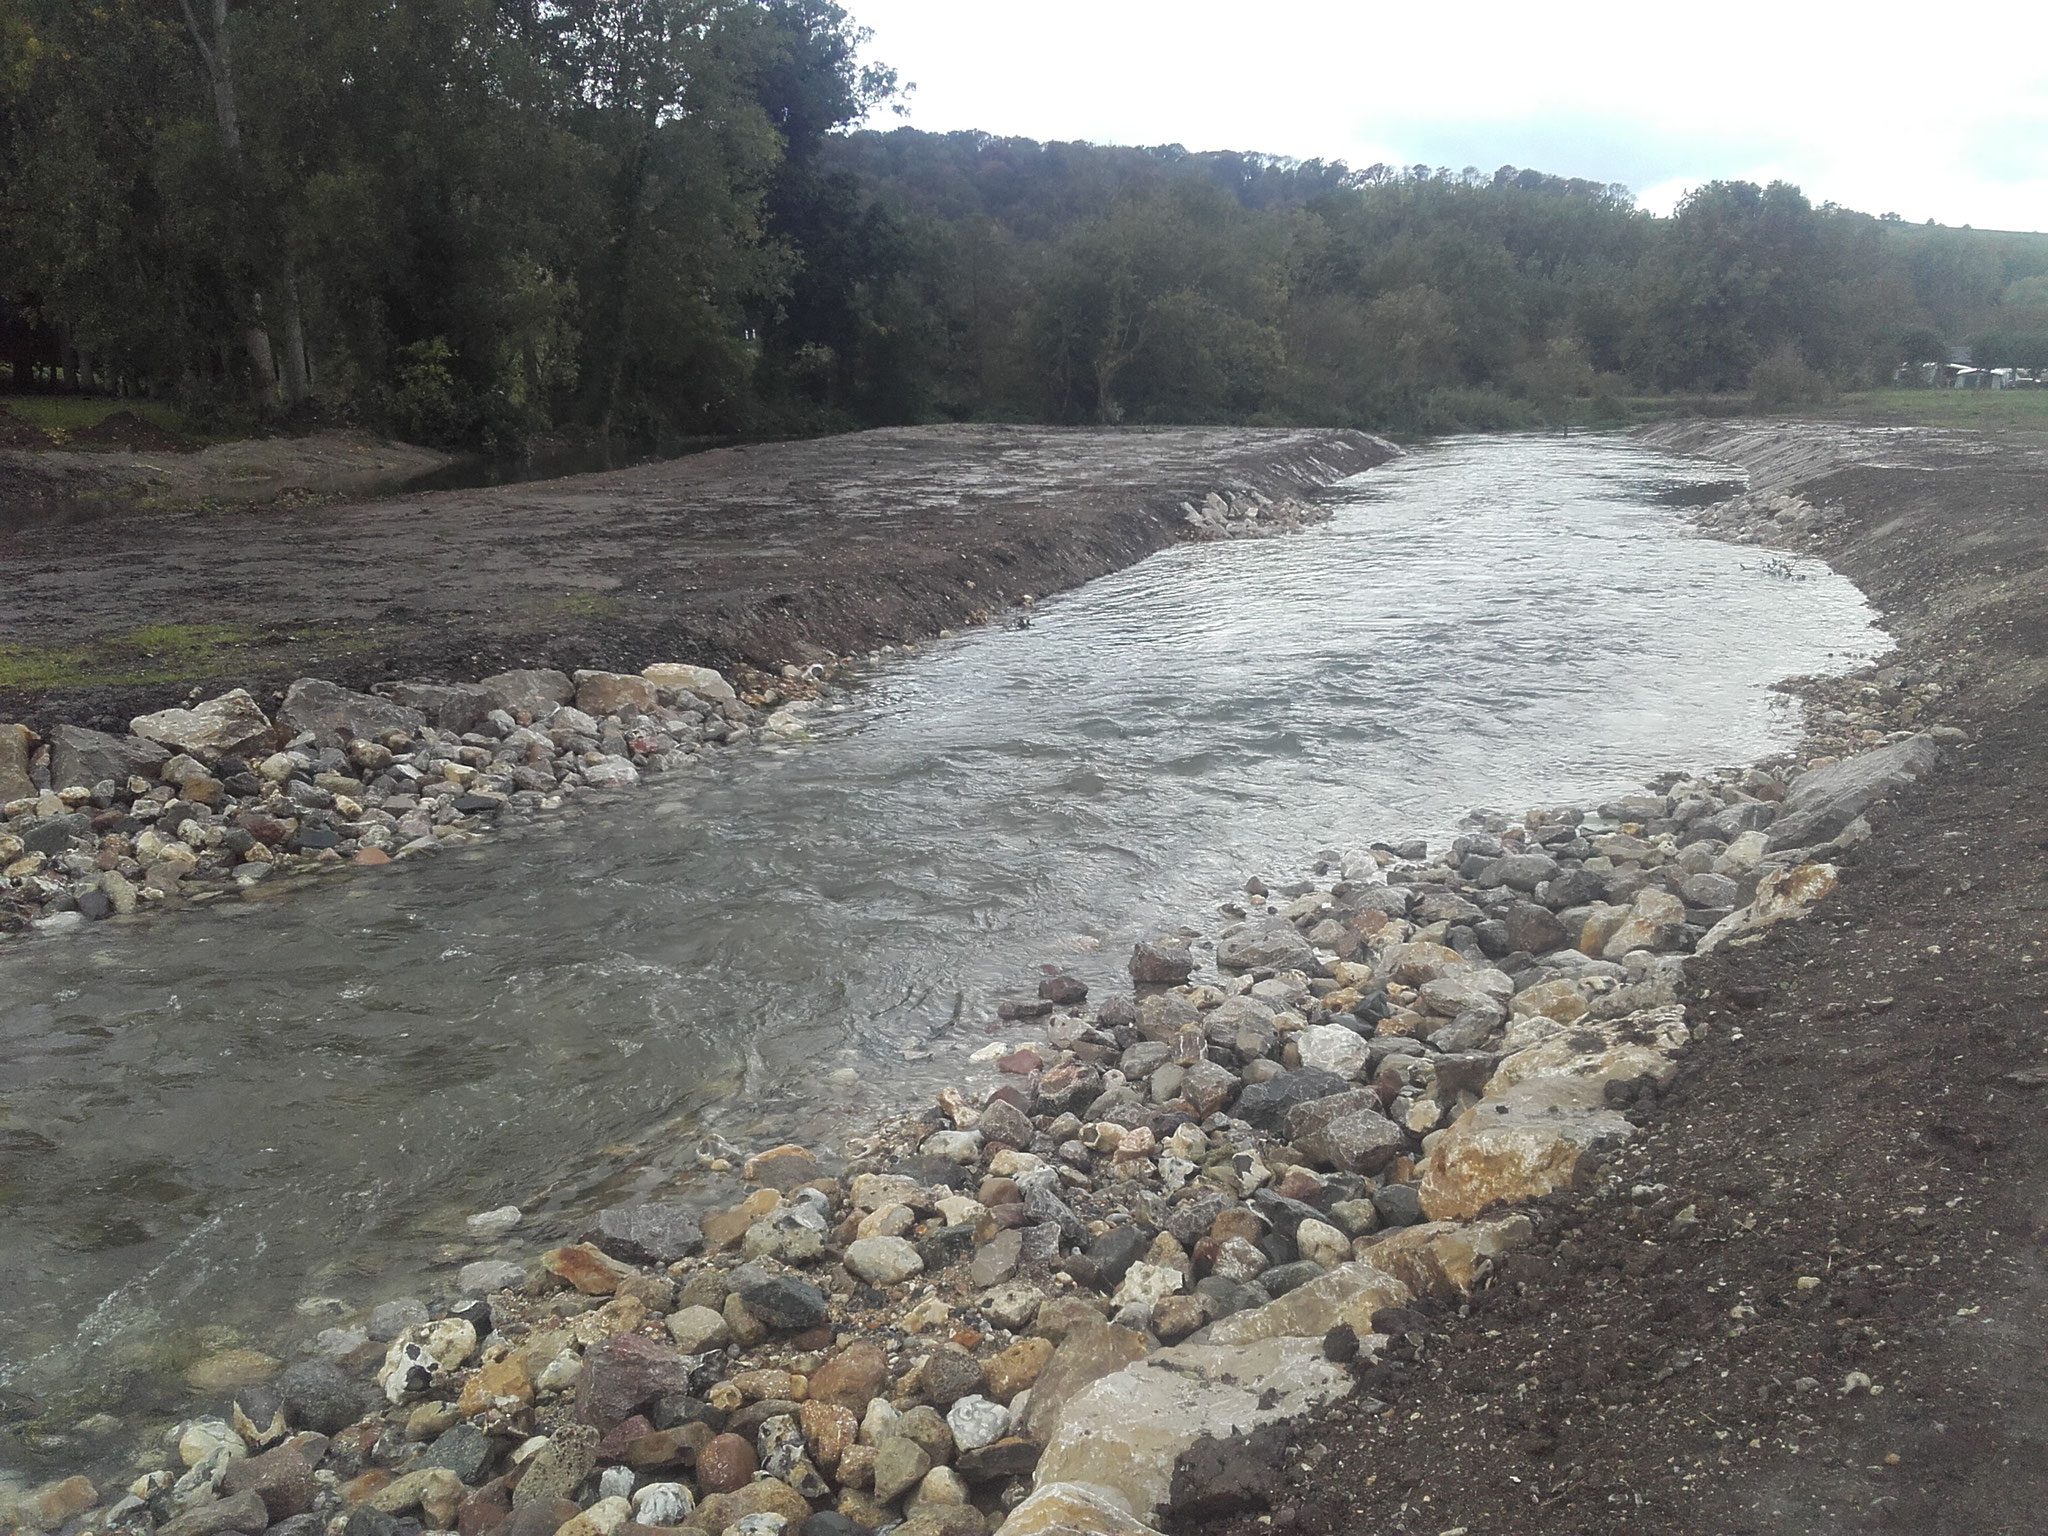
(1750, 345, 1834, 410)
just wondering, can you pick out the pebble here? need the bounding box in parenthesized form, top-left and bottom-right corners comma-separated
(943, 1396, 1010, 1452)
(2, 661, 773, 939)
(19, 673, 1915, 1536)
(465, 1206, 524, 1238)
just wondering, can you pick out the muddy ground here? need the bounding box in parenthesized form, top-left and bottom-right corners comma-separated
(0, 426, 452, 516)
(0, 423, 1391, 737)
(1176, 417, 2048, 1536)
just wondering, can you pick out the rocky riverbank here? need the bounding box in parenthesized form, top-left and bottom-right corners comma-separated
(0, 485, 1346, 940)
(1166, 416, 2048, 1536)
(1, 425, 1395, 741)
(8, 418, 2003, 1536)
(0, 644, 1953, 1536)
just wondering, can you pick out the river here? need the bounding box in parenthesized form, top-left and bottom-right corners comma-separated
(0, 432, 1882, 1474)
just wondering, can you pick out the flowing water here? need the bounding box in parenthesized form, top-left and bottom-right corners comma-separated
(0, 433, 1883, 1472)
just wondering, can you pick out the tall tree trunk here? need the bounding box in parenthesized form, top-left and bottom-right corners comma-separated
(277, 266, 310, 405)
(245, 321, 280, 406)
(182, 0, 290, 406)
(179, 0, 241, 154)
(598, 137, 654, 451)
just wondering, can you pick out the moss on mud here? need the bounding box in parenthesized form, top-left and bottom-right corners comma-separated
(0, 622, 371, 692)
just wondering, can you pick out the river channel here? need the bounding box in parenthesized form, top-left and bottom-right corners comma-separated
(0, 432, 1882, 1473)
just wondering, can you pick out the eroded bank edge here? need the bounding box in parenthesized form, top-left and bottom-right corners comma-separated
(0, 461, 1959, 1535)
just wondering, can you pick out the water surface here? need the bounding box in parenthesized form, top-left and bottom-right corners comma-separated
(0, 433, 1882, 1469)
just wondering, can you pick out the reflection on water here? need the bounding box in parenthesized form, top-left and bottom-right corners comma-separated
(0, 433, 1883, 1472)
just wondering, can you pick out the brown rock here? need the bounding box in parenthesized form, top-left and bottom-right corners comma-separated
(573, 671, 657, 717)
(510, 1425, 599, 1511)
(1029, 1297, 1106, 1342)
(368, 1467, 465, 1528)
(186, 1348, 282, 1393)
(615, 1272, 677, 1313)
(576, 1334, 692, 1430)
(955, 1437, 1043, 1483)
(1152, 1293, 1211, 1342)
(219, 1445, 316, 1521)
(799, 1400, 858, 1473)
(976, 1176, 1022, 1209)
(504, 1500, 581, 1536)
(982, 1337, 1054, 1405)
(628, 1422, 711, 1469)
(743, 1144, 822, 1190)
(871, 1436, 932, 1503)
(353, 848, 394, 867)
(1018, 1325, 1149, 1441)
(460, 1354, 535, 1418)
(340, 1471, 396, 1506)
(157, 1491, 270, 1536)
(1277, 1168, 1325, 1203)
(808, 1340, 890, 1411)
(729, 1367, 798, 1402)
(700, 1206, 754, 1250)
(681, 1480, 812, 1531)
(996, 1482, 1170, 1536)
(1359, 1214, 1534, 1299)
(898, 1510, 986, 1536)
(0, 723, 34, 804)
(1417, 1084, 1634, 1221)
(594, 1414, 655, 1462)
(694, 1432, 756, 1494)
(457, 1478, 514, 1536)
(1208, 1207, 1264, 1245)
(836, 1443, 877, 1491)
(30, 1476, 98, 1528)
(542, 1243, 636, 1295)
(721, 1291, 767, 1348)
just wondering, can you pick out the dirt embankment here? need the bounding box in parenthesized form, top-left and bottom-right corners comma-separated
(0, 426, 453, 514)
(1176, 417, 2048, 1536)
(0, 424, 1394, 738)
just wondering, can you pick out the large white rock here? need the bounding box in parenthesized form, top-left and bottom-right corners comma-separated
(1033, 1337, 1357, 1524)
(1110, 1262, 1184, 1309)
(1196, 1261, 1408, 1347)
(994, 1482, 1164, 1536)
(1357, 1214, 1534, 1300)
(1698, 861, 1840, 954)
(1294, 1024, 1369, 1080)
(1484, 1004, 1690, 1105)
(844, 1235, 925, 1286)
(130, 689, 273, 758)
(375, 1318, 477, 1403)
(641, 662, 737, 701)
(1418, 1077, 1636, 1222)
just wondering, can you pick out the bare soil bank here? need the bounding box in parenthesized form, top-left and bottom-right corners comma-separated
(0, 424, 1393, 737)
(1175, 417, 2048, 1536)
(0, 428, 453, 515)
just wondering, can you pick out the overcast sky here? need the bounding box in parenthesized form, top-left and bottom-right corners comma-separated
(844, 0, 2048, 232)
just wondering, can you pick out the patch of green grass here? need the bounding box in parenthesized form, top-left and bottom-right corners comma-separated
(1825, 388, 2048, 432)
(0, 621, 371, 691)
(542, 592, 627, 621)
(3, 396, 188, 436)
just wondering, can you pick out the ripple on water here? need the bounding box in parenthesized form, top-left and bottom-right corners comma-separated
(0, 433, 1883, 1475)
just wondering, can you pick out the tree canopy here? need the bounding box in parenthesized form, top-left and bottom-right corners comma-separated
(4, 6, 2045, 445)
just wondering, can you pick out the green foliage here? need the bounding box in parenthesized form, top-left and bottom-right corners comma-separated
(5, 14, 2046, 446)
(1749, 344, 1835, 410)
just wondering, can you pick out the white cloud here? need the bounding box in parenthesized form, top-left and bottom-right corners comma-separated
(845, 0, 2048, 230)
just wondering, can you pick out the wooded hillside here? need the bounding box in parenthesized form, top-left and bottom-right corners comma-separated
(5, 1, 2046, 445)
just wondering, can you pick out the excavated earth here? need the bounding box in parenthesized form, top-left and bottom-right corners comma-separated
(0, 425, 1391, 738)
(1177, 416, 2048, 1536)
